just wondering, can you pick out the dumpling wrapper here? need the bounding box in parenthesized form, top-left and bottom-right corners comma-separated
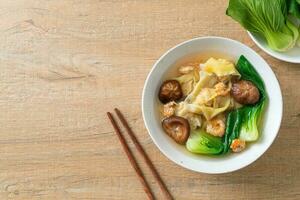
(175, 58, 238, 120)
(202, 58, 241, 77)
(185, 71, 218, 103)
(176, 98, 230, 120)
(174, 70, 200, 96)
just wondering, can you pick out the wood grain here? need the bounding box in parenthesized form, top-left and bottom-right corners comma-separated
(0, 0, 299, 199)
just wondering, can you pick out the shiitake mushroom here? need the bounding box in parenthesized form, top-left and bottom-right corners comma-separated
(162, 116, 190, 144)
(231, 80, 260, 105)
(158, 80, 183, 103)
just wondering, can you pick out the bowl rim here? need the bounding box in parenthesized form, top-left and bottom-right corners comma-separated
(248, 31, 300, 64)
(142, 36, 283, 174)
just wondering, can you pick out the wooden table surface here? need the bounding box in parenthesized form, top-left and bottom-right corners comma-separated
(0, 0, 299, 199)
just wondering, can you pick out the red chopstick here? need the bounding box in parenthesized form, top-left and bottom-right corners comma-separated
(107, 108, 173, 200)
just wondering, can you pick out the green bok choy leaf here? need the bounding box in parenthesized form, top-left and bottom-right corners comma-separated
(236, 56, 267, 142)
(186, 129, 223, 155)
(287, 0, 300, 19)
(222, 56, 267, 153)
(222, 109, 242, 153)
(226, 0, 299, 51)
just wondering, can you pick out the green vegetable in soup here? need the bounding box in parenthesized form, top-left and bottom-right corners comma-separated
(221, 56, 267, 152)
(186, 129, 223, 155)
(239, 103, 265, 141)
(226, 0, 299, 52)
(222, 109, 243, 153)
(236, 56, 267, 142)
(236, 55, 266, 100)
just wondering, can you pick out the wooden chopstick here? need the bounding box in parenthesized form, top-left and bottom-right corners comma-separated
(114, 108, 173, 200)
(106, 112, 155, 200)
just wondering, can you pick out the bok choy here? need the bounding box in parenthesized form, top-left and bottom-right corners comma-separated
(236, 56, 267, 142)
(186, 129, 223, 155)
(287, 0, 300, 19)
(226, 0, 300, 51)
(222, 109, 242, 153)
(287, 0, 300, 46)
(222, 56, 267, 153)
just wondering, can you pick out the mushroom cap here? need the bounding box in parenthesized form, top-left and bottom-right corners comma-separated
(162, 116, 190, 144)
(158, 80, 183, 103)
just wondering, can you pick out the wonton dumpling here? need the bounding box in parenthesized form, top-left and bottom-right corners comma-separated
(194, 88, 217, 105)
(202, 58, 241, 77)
(175, 98, 230, 120)
(174, 70, 200, 96)
(185, 71, 218, 103)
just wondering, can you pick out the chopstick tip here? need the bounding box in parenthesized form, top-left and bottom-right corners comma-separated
(106, 112, 112, 117)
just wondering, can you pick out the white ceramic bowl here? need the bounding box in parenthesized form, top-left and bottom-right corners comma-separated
(142, 37, 282, 174)
(248, 32, 300, 63)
